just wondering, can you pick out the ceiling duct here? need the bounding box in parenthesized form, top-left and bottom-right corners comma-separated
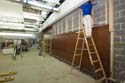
(42, 0, 60, 5)
(23, 0, 60, 12)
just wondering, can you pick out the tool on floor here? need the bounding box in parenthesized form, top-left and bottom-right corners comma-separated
(71, 25, 108, 83)
(0, 72, 17, 77)
(0, 72, 17, 82)
(0, 77, 14, 82)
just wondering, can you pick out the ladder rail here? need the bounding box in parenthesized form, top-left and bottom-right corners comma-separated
(85, 37, 94, 66)
(78, 27, 85, 68)
(82, 26, 94, 66)
(71, 30, 81, 66)
(79, 38, 85, 68)
(71, 28, 84, 67)
(91, 38, 108, 83)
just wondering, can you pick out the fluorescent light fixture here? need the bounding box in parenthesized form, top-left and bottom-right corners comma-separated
(41, 11, 47, 15)
(0, 26, 36, 32)
(15, 0, 20, 1)
(0, 21, 24, 27)
(23, 0, 59, 12)
(24, 24, 36, 28)
(24, 22, 35, 25)
(23, 12, 40, 20)
(0, 21, 37, 31)
(23, 28, 36, 31)
(23, 12, 44, 21)
(0, 27, 36, 31)
(0, 32, 35, 38)
(41, 11, 47, 18)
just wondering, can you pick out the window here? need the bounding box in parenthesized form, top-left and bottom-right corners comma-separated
(73, 12, 79, 31)
(67, 15, 72, 32)
(52, 9, 82, 35)
(62, 19, 66, 33)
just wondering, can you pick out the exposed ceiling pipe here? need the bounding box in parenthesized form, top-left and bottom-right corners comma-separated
(0, 27, 37, 32)
(42, 0, 60, 5)
(23, 0, 60, 12)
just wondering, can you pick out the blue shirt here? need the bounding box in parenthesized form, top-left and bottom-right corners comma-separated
(80, 1, 92, 16)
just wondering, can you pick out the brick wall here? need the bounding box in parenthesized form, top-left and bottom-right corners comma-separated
(113, 0, 125, 81)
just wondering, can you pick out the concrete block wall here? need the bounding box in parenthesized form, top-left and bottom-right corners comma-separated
(113, 0, 125, 81)
(94, 0, 125, 82)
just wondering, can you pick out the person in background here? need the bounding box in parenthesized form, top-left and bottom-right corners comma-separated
(80, 0, 93, 37)
(37, 39, 42, 56)
(38, 32, 43, 56)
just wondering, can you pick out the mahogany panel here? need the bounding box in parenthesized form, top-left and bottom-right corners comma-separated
(45, 25, 110, 77)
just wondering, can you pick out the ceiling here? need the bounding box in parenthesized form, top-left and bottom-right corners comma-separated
(8, 0, 62, 28)
(0, 0, 65, 39)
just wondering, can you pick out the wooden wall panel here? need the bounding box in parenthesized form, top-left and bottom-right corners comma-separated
(92, 25, 110, 77)
(48, 25, 109, 77)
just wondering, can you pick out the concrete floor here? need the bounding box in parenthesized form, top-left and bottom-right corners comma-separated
(0, 47, 95, 83)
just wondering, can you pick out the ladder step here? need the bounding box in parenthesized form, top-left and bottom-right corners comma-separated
(76, 31, 84, 33)
(83, 48, 88, 51)
(86, 37, 92, 38)
(76, 49, 83, 51)
(93, 60, 99, 63)
(78, 38, 83, 40)
(74, 54, 81, 56)
(91, 52, 96, 54)
(98, 77, 105, 82)
(95, 68, 102, 73)
(89, 44, 93, 47)
(77, 48, 88, 51)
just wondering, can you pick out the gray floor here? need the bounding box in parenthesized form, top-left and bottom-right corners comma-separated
(0, 47, 95, 83)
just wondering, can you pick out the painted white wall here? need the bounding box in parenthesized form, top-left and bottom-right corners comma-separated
(40, 0, 86, 31)
(0, 0, 23, 22)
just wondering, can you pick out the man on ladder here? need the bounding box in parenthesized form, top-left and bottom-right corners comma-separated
(71, 0, 94, 69)
(80, 0, 93, 37)
(71, 0, 108, 82)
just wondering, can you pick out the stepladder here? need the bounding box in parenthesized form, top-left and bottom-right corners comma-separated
(42, 38, 52, 56)
(71, 25, 108, 83)
(45, 38, 52, 55)
(42, 38, 46, 56)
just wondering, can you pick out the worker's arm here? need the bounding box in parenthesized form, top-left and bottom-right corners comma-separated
(84, 0, 89, 3)
(79, 0, 94, 9)
(84, 0, 94, 3)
